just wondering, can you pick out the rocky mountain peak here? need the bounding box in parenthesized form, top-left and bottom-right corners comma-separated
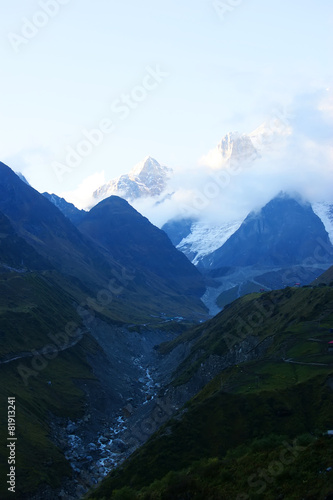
(216, 131, 259, 163)
(93, 156, 173, 203)
(130, 156, 160, 176)
(129, 156, 172, 191)
(199, 192, 333, 269)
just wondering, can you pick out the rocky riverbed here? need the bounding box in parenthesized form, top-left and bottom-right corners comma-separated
(31, 317, 190, 499)
(28, 311, 275, 500)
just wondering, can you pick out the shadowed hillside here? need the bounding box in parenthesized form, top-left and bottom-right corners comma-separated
(87, 281, 333, 500)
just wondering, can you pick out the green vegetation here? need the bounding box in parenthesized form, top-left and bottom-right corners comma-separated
(216, 281, 264, 309)
(0, 271, 99, 498)
(166, 286, 333, 385)
(312, 265, 333, 286)
(2, 264, 333, 498)
(87, 285, 333, 500)
(88, 373, 333, 498)
(89, 436, 333, 499)
(0, 267, 203, 498)
(0, 338, 97, 497)
(216, 284, 239, 309)
(0, 272, 83, 356)
(46, 264, 207, 326)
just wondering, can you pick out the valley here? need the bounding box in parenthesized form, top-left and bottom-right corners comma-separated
(87, 285, 333, 500)
(0, 163, 333, 499)
(2, 2, 333, 498)
(201, 263, 331, 313)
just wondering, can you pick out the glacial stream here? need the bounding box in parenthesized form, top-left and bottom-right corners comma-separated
(59, 357, 162, 498)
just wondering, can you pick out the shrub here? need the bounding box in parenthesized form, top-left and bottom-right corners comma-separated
(112, 486, 138, 500)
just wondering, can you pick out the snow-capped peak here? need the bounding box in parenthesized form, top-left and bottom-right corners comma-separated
(200, 131, 259, 169)
(217, 131, 258, 162)
(92, 156, 173, 204)
(129, 156, 172, 190)
(130, 156, 159, 177)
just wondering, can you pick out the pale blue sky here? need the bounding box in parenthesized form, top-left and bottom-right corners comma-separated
(0, 0, 332, 204)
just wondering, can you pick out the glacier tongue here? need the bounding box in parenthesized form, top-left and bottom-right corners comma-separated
(177, 219, 243, 266)
(312, 202, 333, 244)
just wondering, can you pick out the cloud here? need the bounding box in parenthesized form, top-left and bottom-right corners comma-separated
(60, 171, 106, 209)
(59, 88, 333, 228)
(290, 89, 333, 143)
(132, 89, 333, 228)
(199, 147, 228, 171)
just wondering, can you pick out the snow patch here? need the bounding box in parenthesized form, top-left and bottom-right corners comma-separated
(177, 220, 243, 265)
(312, 202, 333, 244)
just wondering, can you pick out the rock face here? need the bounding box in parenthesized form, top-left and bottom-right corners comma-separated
(162, 218, 196, 247)
(217, 131, 259, 163)
(199, 193, 333, 269)
(43, 193, 87, 225)
(93, 156, 173, 203)
(201, 131, 260, 168)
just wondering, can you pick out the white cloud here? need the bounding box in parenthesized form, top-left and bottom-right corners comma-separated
(199, 147, 228, 171)
(60, 171, 106, 209)
(131, 89, 333, 227)
(58, 88, 333, 228)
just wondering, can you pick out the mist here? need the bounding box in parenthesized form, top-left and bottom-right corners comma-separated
(132, 90, 333, 229)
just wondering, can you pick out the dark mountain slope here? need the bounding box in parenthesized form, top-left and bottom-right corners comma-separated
(312, 264, 333, 286)
(162, 217, 195, 246)
(163, 285, 333, 386)
(77, 196, 206, 299)
(0, 269, 96, 498)
(0, 210, 50, 271)
(88, 283, 333, 499)
(43, 192, 87, 225)
(0, 161, 116, 290)
(90, 377, 333, 499)
(200, 193, 333, 269)
(0, 163, 207, 320)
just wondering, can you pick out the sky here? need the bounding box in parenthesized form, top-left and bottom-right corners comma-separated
(0, 0, 332, 217)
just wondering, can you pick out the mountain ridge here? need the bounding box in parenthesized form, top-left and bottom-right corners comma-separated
(0, 161, 207, 322)
(199, 193, 333, 269)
